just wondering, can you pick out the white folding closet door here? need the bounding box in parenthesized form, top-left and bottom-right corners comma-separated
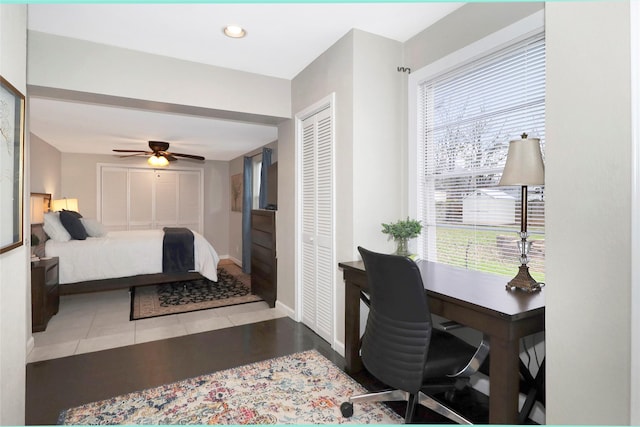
(101, 168, 129, 231)
(300, 106, 334, 343)
(129, 170, 154, 229)
(154, 171, 178, 227)
(99, 166, 203, 233)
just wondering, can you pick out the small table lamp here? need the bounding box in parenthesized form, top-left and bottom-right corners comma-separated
(499, 133, 545, 292)
(51, 197, 79, 212)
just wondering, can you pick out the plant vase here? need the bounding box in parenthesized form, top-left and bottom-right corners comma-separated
(394, 237, 410, 257)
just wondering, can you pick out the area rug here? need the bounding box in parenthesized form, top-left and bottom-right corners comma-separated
(58, 349, 402, 425)
(130, 265, 263, 320)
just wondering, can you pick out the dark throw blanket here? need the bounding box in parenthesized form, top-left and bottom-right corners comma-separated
(162, 227, 195, 274)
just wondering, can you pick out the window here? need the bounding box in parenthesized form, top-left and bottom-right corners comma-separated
(413, 32, 546, 280)
(252, 155, 262, 209)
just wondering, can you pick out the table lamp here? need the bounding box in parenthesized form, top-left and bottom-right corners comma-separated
(52, 197, 79, 212)
(499, 133, 545, 292)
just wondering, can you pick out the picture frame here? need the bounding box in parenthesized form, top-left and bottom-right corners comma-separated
(0, 76, 25, 254)
(231, 173, 243, 212)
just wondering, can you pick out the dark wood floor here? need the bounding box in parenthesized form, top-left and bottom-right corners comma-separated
(26, 317, 487, 425)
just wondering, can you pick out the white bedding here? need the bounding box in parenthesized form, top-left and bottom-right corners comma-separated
(45, 229, 220, 285)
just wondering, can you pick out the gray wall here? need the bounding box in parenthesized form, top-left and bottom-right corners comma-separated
(30, 133, 62, 197)
(28, 31, 291, 120)
(0, 4, 28, 424)
(404, 2, 544, 71)
(278, 28, 404, 345)
(546, 2, 633, 423)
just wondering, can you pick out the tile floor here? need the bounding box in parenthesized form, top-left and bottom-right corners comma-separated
(28, 288, 287, 363)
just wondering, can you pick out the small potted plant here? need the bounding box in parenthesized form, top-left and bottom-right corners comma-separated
(381, 217, 422, 256)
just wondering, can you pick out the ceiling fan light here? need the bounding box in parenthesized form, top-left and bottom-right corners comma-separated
(224, 25, 246, 38)
(148, 155, 169, 167)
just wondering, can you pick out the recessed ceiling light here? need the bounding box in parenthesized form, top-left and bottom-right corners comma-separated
(224, 25, 246, 39)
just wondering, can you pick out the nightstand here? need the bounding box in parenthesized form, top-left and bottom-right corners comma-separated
(31, 257, 59, 332)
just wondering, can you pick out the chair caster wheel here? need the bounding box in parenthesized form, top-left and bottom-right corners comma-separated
(340, 401, 354, 418)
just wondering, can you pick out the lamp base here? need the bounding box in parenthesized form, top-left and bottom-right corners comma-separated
(506, 264, 541, 293)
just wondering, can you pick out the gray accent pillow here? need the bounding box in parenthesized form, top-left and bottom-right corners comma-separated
(59, 210, 88, 240)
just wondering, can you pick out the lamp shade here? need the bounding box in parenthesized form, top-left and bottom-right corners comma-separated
(499, 136, 545, 186)
(30, 196, 44, 224)
(52, 198, 79, 212)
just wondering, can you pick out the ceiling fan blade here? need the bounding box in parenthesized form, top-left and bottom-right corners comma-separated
(165, 154, 178, 162)
(113, 149, 148, 153)
(169, 152, 205, 161)
(118, 153, 147, 158)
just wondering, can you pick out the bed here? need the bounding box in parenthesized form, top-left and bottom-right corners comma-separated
(35, 197, 220, 295)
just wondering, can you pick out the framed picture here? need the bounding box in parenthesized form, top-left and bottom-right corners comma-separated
(0, 76, 25, 254)
(231, 173, 243, 212)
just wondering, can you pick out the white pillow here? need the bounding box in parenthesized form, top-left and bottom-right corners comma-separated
(43, 212, 71, 242)
(80, 218, 106, 237)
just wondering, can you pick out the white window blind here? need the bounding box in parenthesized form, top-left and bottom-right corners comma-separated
(416, 33, 546, 280)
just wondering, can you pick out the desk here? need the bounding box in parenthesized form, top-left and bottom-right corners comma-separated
(339, 259, 545, 425)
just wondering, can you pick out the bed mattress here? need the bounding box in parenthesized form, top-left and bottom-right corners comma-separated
(45, 229, 220, 285)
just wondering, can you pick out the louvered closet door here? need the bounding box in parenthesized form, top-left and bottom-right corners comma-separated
(129, 170, 154, 230)
(300, 106, 334, 343)
(101, 168, 128, 231)
(99, 166, 204, 233)
(154, 171, 178, 228)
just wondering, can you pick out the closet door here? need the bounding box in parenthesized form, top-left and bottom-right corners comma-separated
(300, 105, 334, 343)
(154, 170, 178, 228)
(99, 166, 203, 233)
(101, 168, 128, 231)
(129, 169, 154, 229)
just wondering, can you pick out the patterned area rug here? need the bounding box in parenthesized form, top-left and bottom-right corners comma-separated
(130, 264, 263, 320)
(58, 349, 402, 425)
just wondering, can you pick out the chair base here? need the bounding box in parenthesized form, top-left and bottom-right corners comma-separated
(341, 388, 472, 424)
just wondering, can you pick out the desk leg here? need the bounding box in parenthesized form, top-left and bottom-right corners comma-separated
(489, 336, 520, 424)
(344, 280, 363, 373)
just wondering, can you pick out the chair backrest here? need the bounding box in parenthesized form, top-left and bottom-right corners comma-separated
(358, 246, 433, 393)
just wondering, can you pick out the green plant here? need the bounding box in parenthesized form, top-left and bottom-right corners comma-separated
(381, 217, 422, 240)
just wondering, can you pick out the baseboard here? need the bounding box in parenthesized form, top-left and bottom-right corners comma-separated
(275, 300, 295, 319)
(332, 340, 345, 358)
(273, 300, 346, 358)
(227, 256, 242, 267)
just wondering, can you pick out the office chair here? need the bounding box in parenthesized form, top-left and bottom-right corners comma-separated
(340, 247, 478, 424)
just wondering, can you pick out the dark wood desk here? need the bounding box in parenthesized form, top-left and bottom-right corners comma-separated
(339, 259, 545, 425)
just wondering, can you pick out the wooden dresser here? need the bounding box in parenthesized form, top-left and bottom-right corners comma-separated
(250, 209, 276, 307)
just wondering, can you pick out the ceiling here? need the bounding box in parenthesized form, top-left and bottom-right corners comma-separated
(27, 3, 464, 161)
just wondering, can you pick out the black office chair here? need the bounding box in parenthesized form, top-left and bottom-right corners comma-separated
(340, 247, 478, 424)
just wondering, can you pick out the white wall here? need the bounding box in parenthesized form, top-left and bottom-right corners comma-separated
(545, 2, 633, 423)
(27, 31, 291, 121)
(0, 4, 28, 425)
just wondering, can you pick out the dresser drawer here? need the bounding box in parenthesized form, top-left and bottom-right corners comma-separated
(250, 209, 276, 308)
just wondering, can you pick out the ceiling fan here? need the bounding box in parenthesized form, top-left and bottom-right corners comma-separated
(113, 141, 205, 166)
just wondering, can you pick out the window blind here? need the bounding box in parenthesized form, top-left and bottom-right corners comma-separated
(416, 33, 546, 280)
